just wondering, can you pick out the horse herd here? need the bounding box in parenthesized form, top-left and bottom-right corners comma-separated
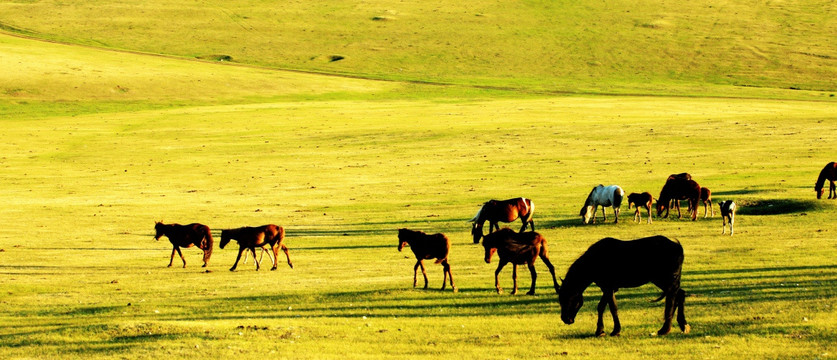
(153, 164, 836, 337)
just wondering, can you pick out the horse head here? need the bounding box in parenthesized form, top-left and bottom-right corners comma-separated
(397, 228, 410, 251)
(580, 205, 593, 224)
(219, 230, 231, 249)
(481, 235, 496, 263)
(153, 221, 165, 241)
(558, 286, 583, 325)
(816, 183, 824, 199)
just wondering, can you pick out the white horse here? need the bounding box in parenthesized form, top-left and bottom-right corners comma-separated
(580, 185, 625, 224)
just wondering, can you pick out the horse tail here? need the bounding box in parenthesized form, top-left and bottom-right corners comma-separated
(202, 227, 214, 263)
(435, 234, 451, 264)
(613, 187, 624, 208)
(277, 225, 285, 242)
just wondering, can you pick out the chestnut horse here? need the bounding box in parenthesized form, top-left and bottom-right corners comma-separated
(220, 224, 292, 271)
(397, 228, 457, 292)
(470, 197, 535, 243)
(154, 222, 214, 268)
(657, 175, 700, 221)
(482, 228, 559, 295)
(815, 162, 837, 199)
(627, 192, 653, 224)
(558, 235, 689, 336)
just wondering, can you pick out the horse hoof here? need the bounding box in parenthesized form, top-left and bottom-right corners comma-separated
(229, 268, 236, 272)
(681, 324, 691, 334)
(610, 331, 620, 337)
(657, 328, 672, 336)
(271, 267, 277, 271)
(595, 331, 606, 337)
(452, 287, 459, 293)
(526, 291, 535, 296)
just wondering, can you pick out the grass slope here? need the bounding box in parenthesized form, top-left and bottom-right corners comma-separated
(0, 0, 835, 95)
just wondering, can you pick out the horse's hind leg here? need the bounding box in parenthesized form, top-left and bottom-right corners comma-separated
(441, 260, 457, 292)
(540, 253, 559, 294)
(676, 289, 690, 333)
(174, 247, 186, 268)
(494, 261, 507, 294)
(280, 244, 293, 269)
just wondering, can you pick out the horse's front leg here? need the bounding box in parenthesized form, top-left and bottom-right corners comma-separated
(250, 247, 260, 271)
(829, 180, 836, 199)
(526, 263, 538, 295)
(230, 247, 245, 271)
(412, 260, 421, 288)
(494, 261, 507, 294)
(676, 289, 690, 334)
(595, 291, 610, 337)
(657, 292, 676, 336)
(168, 247, 177, 267)
(418, 260, 428, 289)
(600, 206, 606, 222)
(511, 264, 519, 295)
(607, 291, 621, 336)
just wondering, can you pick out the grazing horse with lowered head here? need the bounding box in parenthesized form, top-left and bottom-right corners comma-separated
(558, 235, 690, 336)
(627, 192, 654, 224)
(470, 197, 535, 243)
(815, 162, 837, 199)
(398, 228, 457, 292)
(220, 224, 292, 271)
(154, 222, 214, 268)
(719, 200, 736, 235)
(657, 174, 700, 221)
(580, 185, 624, 224)
(482, 228, 559, 295)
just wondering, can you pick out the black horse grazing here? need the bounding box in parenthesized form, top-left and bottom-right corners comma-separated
(470, 197, 535, 243)
(398, 229, 457, 292)
(815, 162, 837, 199)
(220, 224, 292, 271)
(558, 236, 690, 337)
(482, 228, 559, 295)
(154, 222, 214, 268)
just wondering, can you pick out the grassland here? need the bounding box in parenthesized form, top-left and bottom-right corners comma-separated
(1, 1, 836, 359)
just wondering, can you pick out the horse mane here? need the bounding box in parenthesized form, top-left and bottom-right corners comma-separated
(469, 203, 486, 222)
(815, 166, 830, 191)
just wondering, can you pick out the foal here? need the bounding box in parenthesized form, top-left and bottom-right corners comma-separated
(719, 200, 736, 235)
(627, 192, 653, 224)
(482, 228, 559, 295)
(154, 222, 214, 268)
(220, 224, 292, 271)
(397, 228, 457, 292)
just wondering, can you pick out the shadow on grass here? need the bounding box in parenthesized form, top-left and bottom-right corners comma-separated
(735, 198, 824, 215)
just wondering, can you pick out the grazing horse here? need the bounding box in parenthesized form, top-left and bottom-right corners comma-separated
(657, 176, 700, 221)
(470, 197, 535, 243)
(482, 228, 559, 295)
(815, 162, 837, 199)
(719, 200, 736, 235)
(154, 222, 214, 268)
(627, 192, 654, 224)
(580, 185, 624, 224)
(558, 236, 690, 336)
(220, 224, 292, 271)
(397, 228, 457, 292)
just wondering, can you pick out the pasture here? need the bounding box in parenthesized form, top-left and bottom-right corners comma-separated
(0, 1, 836, 358)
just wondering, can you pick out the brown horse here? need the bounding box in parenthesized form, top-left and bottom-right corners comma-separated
(154, 222, 214, 268)
(220, 224, 292, 271)
(627, 192, 653, 224)
(694, 187, 714, 217)
(815, 162, 837, 199)
(482, 228, 559, 295)
(470, 197, 535, 243)
(397, 228, 457, 292)
(657, 175, 700, 221)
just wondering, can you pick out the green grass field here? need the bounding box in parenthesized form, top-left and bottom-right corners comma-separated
(1, 1, 836, 359)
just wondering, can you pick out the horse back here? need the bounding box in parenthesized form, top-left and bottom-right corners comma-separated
(585, 236, 683, 288)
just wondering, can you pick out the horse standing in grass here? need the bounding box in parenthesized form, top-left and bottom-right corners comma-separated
(154, 222, 214, 268)
(719, 200, 736, 235)
(398, 229, 457, 292)
(220, 224, 292, 271)
(657, 175, 700, 221)
(558, 235, 690, 337)
(470, 197, 535, 243)
(580, 185, 624, 224)
(627, 192, 654, 224)
(815, 162, 837, 199)
(482, 228, 559, 295)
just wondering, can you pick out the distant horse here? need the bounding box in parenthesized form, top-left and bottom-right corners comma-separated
(470, 197, 535, 243)
(558, 235, 690, 336)
(657, 175, 700, 221)
(719, 200, 736, 236)
(154, 222, 214, 268)
(815, 162, 837, 199)
(398, 228, 457, 292)
(683, 186, 714, 218)
(627, 192, 653, 224)
(580, 185, 624, 224)
(220, 224, 292, 271)
(482, 228, 559, 295)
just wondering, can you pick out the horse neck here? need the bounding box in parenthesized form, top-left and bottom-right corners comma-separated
(816, 170, 829, 189)
(563, 258, 595, 294)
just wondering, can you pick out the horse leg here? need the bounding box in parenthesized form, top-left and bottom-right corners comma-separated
(281, 244, 293, 269)
(250, 247, 260, 271)
(595, 290, 612, 337)
(830, 180, 836, 199)
(441, 260, 457, 292)
(230, 247, 245, 271)
(708, 199, 714, 217)
(722, 215, 728, 234)
(539, 252, 560, 294)
(675, 200, 682, 219)
(526, 263, 537, 295)
(494, 261, 507, 294)
(511, 264, 519, 295)
(634, 208, 640, 223)
(607, 291, 621, 336)
(729, 214, 735, 236)
(168, 247, 177, 267)
(657, 292, 676, 336)
(613, 206, 619, 223)
(600, 206, 606, 222)
(174, 247, 186, 268)
(691, 199, 698, 221)
(412, 260, 421, 288)
(676, 289, 690, 333)
(645, 205, 652, 224)
(419, 260, 429, 289)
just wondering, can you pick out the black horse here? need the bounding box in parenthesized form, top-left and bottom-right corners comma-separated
(558, 235, 690, 336)
(154, 222, 214, 268)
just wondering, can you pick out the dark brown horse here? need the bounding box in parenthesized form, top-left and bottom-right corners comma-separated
(397, 228, 457, 292)
(154, 222, 214, 268)
(815, 162, 837, 199)
(482, 228, 558, 295)
(627, 192, 653, 224)
(220, 224, 292, 271)
(470, 197, 535, 243)
(657, 175, 700, 220)
(558, 236, 689, 337)
(694, 187, 714, 217)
